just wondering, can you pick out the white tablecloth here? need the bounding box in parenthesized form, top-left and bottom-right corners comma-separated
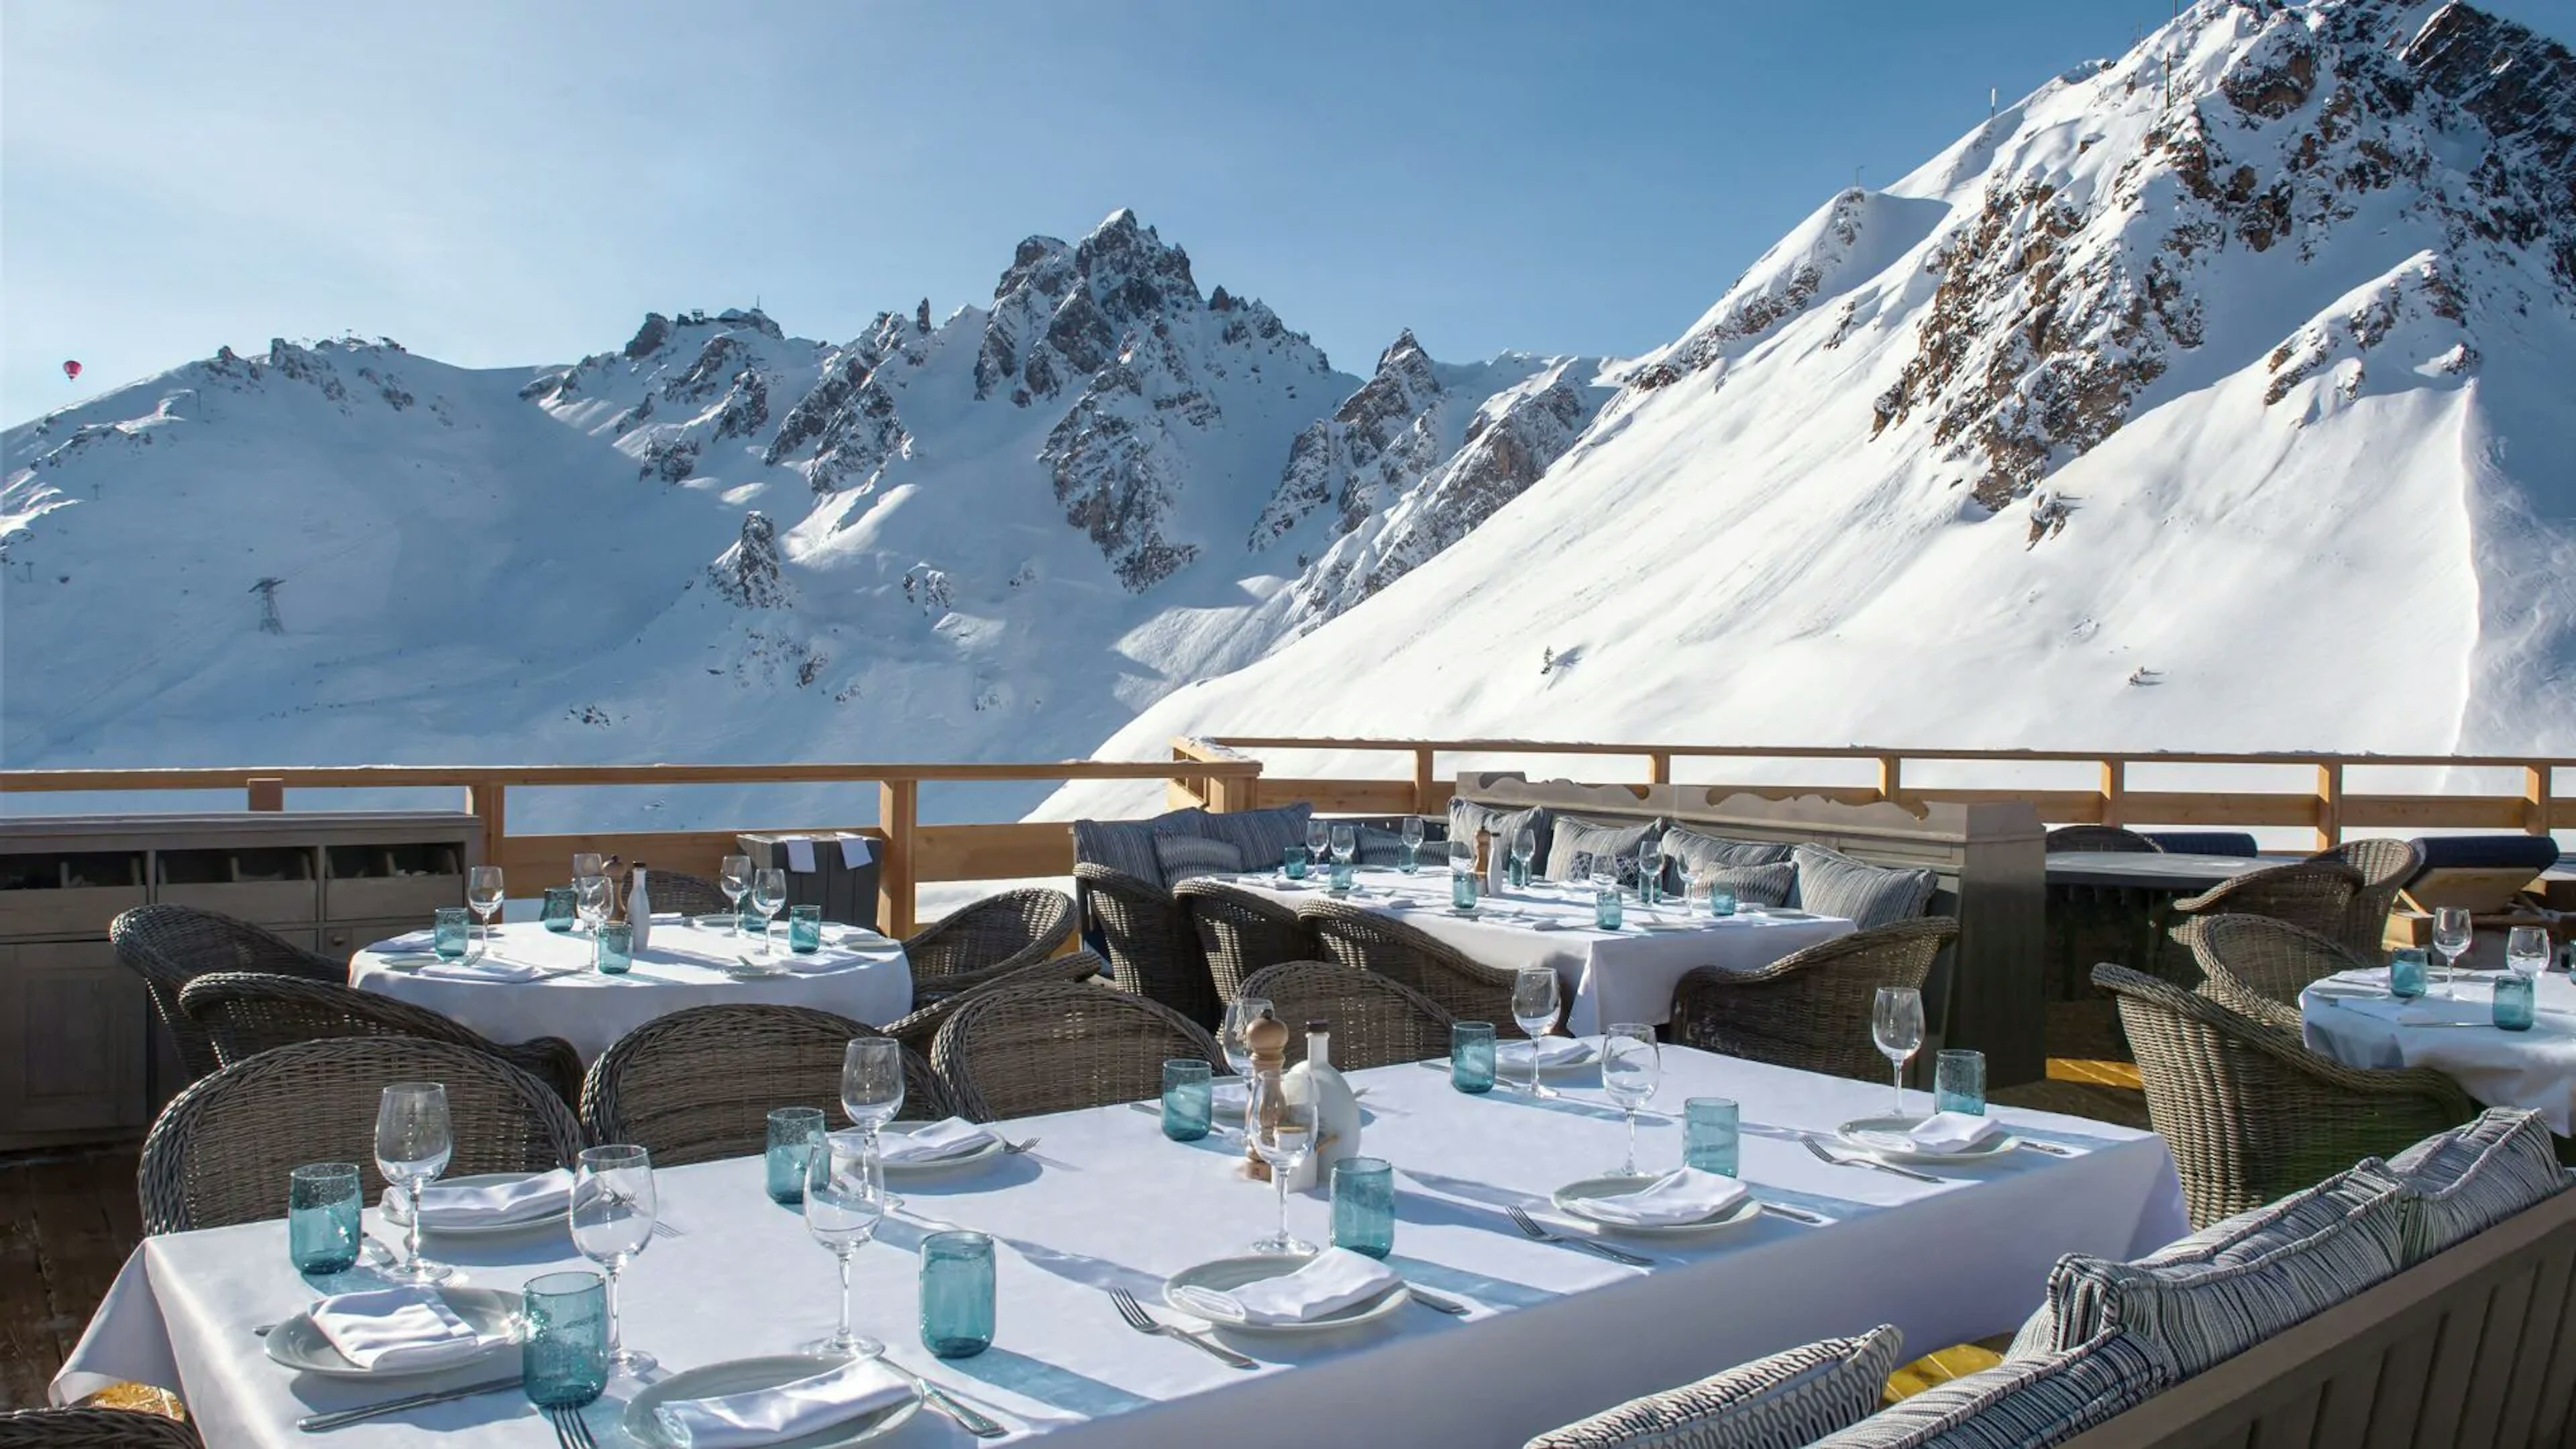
(1234, 869, 1854, 1034)
(56, 1046, 2185, 1446)
(348, 917, 914, 1061)
(2301, 969, 2576, 1134)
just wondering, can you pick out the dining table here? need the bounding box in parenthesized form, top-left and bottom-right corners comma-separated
(2041, 852, 2277, 892)
(54, 1043, 2188, 1446)
(347, 916, 916, 1063)
(1228, 868, 1854, 1036)
(2299, 968, 2576, 1134)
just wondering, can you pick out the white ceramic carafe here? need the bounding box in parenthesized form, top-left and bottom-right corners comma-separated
(1281, 1020, 1362, 1185)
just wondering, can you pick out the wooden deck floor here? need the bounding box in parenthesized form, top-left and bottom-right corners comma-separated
(0, 1141, 143, 1410)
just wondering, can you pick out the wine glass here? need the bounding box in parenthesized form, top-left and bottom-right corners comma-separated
(1511, 966, 1561, 1099)
(1329, 824, 1357, 883)
(374, 1083, 453, 1285)
(1511, 827, 1538, 890)
(571, 1144, 657, 1375)
(1873, 987, 1926, 1119)
(1635, 834, 1662, 906)
(572, 852, 604, 883)
(2432, 908, 2473, 995)
(2506, 926, 2549, 980)
(841, 1038, 906, 1139)
(804, 1132, 887, 1358)
(574, 873, 612, 966)
(1668, 841, 1700, 916)
(719, 853, 753, 934)
(1305, 818, 1330, 873)
(1600, 1023, 1662, 1178)
(465, 865, 503, 958)
(1399, 815, 1426, 871)
(1448, 838, 1475, 876)
(1220, 996, 1273, 1078)
(752, 867, 790, 957)
(1246, 1071, 1316, 1254)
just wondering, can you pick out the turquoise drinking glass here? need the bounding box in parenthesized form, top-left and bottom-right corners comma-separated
(788, 904, 823, 954)
(1594, 888, 1624, 930)
(1451, 872, 1479, 911)
(1935, 1049, 1987, 1115)
(2390, 947, 2428, 1000)
(765, 1107, 826, 1205)
(1451, 1022, 1497, 1093)
(540, 888, 578, 933)
(1709, 890, 1738, 917)
(1329, 861, 1356, 893)
(287, 1162, 362, 1274)
(1330, 1157, 1395, 1259)
(920, 1230, 996, 1358)
(596, 921, 633, 975)
(522, 1271, 608, 1408)
(1161, 1059, 1213, 1140)
(432, 906, 471, 959)
(1282, 846, 1307, 880)
(2494, 973, 2536, 1031)
(1398, 842, 1418, 875)
(1682, 1098, 1740, 1176)
(739, 900, 762, 934)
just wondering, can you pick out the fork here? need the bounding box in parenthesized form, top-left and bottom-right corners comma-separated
(545, 1401, 597, 1448)
(650, 1220, 685, 1240)
(1505, 1205, 1655, 1266)
(1801, 1134, 1943, 1184)
(1108, 1286, 1256, 1368)
(1002, 1136, 1040, 1155)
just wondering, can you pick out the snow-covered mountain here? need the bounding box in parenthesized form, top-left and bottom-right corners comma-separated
(1045, 0, 2576, 816)
(1, 211, 1609, 826)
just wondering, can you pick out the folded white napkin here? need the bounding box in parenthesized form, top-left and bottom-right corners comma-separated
(777, 948, 867, 976)
(309, 1287, 493, 1373)
(1169, 1247, 1402, 1326)
(1566, 1169, 1750, 1227)
(784, 836, 817, 872)
(415, 956, 549, 983)
(367, 931, 437, 953)
(650, 1356, 915, 1449)
(1858, 1112, 2004, 1155)
(877, 1118, 996, 1164)
(395, 1169, 572, 1228)
(1496, 1037, 1589, 1069)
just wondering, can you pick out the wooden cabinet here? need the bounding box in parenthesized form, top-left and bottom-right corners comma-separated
(0, 942, 148, 1138)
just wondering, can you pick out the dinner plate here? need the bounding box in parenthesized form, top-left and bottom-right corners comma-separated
(876, 1122, 1006, 1176)
(1836, 1114, 2021, 1164)
(1163, 1254, 1409, 1335)
(371, 951, 444, 969)
(380, 1173, 567, 1238)
(623, 1354, 922, 1449)
(1552, 1176, 1765, 1236)
(263, 1286, 521, 1379)
(1494, 1040, 1599, 1075)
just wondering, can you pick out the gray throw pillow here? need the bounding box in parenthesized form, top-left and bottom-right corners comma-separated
(1194, 803, 1313, 873)
(1072, 806, 1208, 889)
(1354, 826, 1419, 867)
(1152, 833, 1245, 888)
(2377, 1107, 2568, 1263)
(1527, 1324, 1905, 1449)
(1545, 815, 1662, 887)
(1661, 825, 1796, 872)
(1804, 1328, 2162, 1448)
(1790, 845, 1935, 928)
(1705, 862, 1797, 908)
(1449, 799, 1554, 874)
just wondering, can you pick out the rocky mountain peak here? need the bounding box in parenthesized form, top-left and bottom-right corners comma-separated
(709, 510, 790, 607)
(973, 209, 1209, 406)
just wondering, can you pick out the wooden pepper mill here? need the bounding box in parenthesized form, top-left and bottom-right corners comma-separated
(1242, 1008, 1290, 1181)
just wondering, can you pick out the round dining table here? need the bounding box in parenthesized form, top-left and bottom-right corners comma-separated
(348, 915, 914, 1061)
(2299, 967, 2576, 1134)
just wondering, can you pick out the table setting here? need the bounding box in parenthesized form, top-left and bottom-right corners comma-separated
(2300, 926, 2576, 1132)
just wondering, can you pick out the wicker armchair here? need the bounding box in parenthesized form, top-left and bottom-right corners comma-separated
(882, 950, 1109, 1057)
(902, 888, 1078, 1000)
(1073, 864, 1222, 1028)
(110, 904, 347, 1083)
(139, 1036, 582, 1234)
(1238, 960, 1454, 1071)
(642, 869, 734, 918)
(1667, 918, 1957, 1082)
(2182, 914, 2373, 1032)
(2044, 826, 2163, 853)
(2310, 837, 2422, 960)
(0, 1409, 202, 1448)
(178, 972, 584, 1105)
(932, 981, 1222, 1122)
(1297, 898, 1523, 1024)
(2092, 963, 2476, 1228)
(579, 1005, 951, 1163)
(1173, 878, 1319, 1002)
(2168, 859, 2365, 968)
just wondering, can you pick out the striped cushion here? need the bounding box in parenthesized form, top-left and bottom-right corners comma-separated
(1194, 804, 1313, 872)
(1354, 826, 1417, 867)
(1805, 1330, 2164, 1448)
(1152, 834, 1244, 887)
(1547, 815, 1663, 887)
(1790, 845, 1935, 928)
(1703, 863, 1797, 908)
(1450, 800, 1555, 873)
(1072, 808, 1208, 890)
(2378, 1108, 2569, 1263)
(1525, 1325, 1904, 1449)
(1661, 826, 1796, 871)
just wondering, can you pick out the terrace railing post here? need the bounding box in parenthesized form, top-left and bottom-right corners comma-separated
(2099, 759, 2125, 827)
(2526, 765, 2553, 837)
(246, 777, 285, 811)
(1876, 754, 1901, 808)
(1647, 750, 1672, 788)
(2314, 762, 2343, 851)
(1413, 746, 1438, 815)
(878, 778, 918, 937)
(463, 782, 506, 871)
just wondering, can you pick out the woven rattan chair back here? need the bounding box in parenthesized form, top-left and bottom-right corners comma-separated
(2311, 837, 2422, 959)
(111, 904, 347, 1083)
(2044, 826, 2163, 853)
(2170, 859, 2365, 945)
(1173, 879, 1320, 1002)
(902, 888, 1079, 999)
(2092, 963, 2475, 1228)
(580, 1004, 950, 1165)
(932, 981, 1222, 1122)
(0, 1408, 203, 1448)
(1297, 898, 1521, 1024)
(1667, 917, 1957, 1082)
(1237, 960, 1454, 1071)
(882, 950, 1108, 1056)
(2183, 914, 2371, 1031)
(641, 869, 735, 918)
(178, 972, 584, 1104)
(139, 1036, 582, 1234)
(1073, 865, 1223, 1028)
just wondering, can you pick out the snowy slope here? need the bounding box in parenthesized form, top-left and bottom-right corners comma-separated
(1042, 0, 2576, 818)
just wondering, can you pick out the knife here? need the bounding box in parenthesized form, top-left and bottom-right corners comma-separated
(297, 1375, 523, 1432)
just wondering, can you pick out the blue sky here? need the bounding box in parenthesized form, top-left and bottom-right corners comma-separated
(5, 0, 2569, 422)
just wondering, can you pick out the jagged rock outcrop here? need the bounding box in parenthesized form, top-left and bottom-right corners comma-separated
(1250, 331, 1449, 546)
(709, 511, 790, 607)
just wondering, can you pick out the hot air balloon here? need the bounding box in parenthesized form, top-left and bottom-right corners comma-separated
(61, 360, 80, 380)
